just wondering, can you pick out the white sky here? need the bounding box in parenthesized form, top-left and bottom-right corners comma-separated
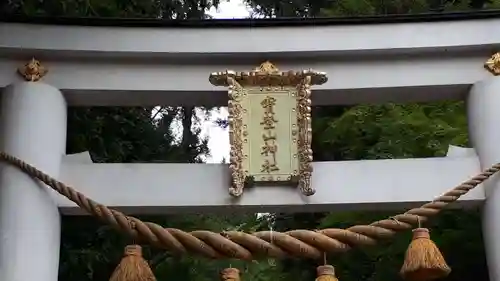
(207, 0, 252, 19)
(198, 108, 229, 163)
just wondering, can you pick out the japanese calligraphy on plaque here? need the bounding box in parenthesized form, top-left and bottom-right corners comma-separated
(209, 62, 328, 197)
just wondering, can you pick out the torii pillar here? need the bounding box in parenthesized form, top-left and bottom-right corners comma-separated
(468, 53, 500, 281)
(0, 59, 66, 281)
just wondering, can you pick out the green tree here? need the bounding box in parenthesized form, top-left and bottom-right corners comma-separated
(245, 0, 500, 17)
(1, 0, 221, 19)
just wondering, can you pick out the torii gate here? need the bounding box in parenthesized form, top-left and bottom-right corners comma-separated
(1, 12, 500, 281)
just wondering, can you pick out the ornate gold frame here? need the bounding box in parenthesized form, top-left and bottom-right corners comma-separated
(209, 62, 327, 197)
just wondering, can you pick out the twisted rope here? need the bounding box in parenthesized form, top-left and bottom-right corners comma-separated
(0, 151, 498, 260)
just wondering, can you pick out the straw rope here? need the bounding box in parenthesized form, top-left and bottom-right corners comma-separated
(0, 151, 497, 260)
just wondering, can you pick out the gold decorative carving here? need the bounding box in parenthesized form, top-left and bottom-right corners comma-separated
(255, 61, 280, 74)
(18, 58, 48, 82)
(227, 77, 246, 197)
(485, 52, 500, 76)
(209, 62, 327, 197)
(209, 61, 327, 88)
(296, 76, 314, 196)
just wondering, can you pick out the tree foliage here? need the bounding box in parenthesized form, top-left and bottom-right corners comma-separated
(245, 0, 500, 17)
(1, 0, 220, 18)
(312, 102, 468, 161)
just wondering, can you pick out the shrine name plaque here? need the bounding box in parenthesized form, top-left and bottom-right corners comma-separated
(209, 62, 328, 197)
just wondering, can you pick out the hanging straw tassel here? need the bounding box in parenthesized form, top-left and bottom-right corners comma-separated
(400, 227, 451, 281)
(221, 267, 241, 281)
(109, 245, 156, 281)
(316, 265, 339, 281)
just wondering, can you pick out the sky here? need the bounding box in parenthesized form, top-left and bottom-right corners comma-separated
(207, 0, 252, 19)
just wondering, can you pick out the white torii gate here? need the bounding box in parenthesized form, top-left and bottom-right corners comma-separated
(1, 12, 500, 281)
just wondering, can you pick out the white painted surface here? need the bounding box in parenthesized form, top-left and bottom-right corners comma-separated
(62, 151, 93, 164)
(1, 19, 499, 56)
(0, 55, 489, 106)
(468, 77, 500, 281)
(54, 156, 483, 214)
(446, 145, 478, 158)
(1, 17, 498, 107)
(0, 82, 66, 281)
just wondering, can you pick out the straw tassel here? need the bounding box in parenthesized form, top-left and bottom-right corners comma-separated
(316, 265, 339, 281)
(400, 228, 451, 281)
(109, 245, 156, 281)
(221, 267, 241, 281)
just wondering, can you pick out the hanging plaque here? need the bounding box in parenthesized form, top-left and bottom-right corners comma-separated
(209, 62, 327, 197)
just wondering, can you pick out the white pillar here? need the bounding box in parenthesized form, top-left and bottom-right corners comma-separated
(468, 76, 500, 281)
(0, 82, 67, 281)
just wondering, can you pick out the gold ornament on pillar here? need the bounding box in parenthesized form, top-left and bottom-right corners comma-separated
(484, 52, 500, 76)
(400, 217, 450, 281)
(109, 245, 156, 281)
(17, 58, 48, 82)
